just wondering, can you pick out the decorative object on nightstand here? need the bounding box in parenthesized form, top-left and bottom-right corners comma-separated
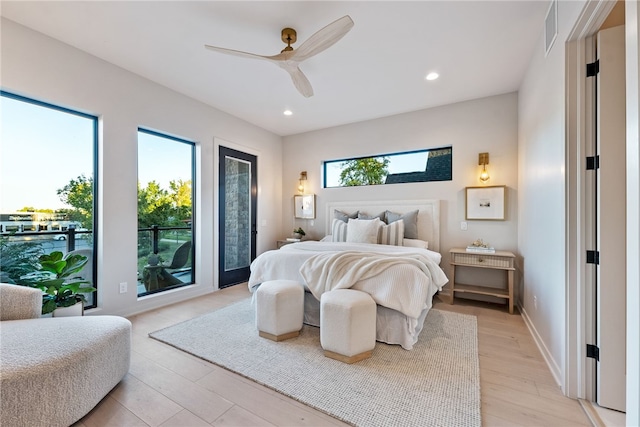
(292, 227, 306, 240)
(449, 248, 516, 314)
(465, 238, 495, 253)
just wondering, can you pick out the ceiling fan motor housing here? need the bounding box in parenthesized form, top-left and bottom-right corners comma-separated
(281, 28, 297, 52)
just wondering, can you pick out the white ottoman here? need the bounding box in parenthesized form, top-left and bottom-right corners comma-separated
(320, 289, 376, 363)
(256, 280, 304, 341)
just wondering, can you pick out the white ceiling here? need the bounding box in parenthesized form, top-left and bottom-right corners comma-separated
(1, 1, 549, 136)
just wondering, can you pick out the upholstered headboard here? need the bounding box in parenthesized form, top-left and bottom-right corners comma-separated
(325, 199, 441, 253)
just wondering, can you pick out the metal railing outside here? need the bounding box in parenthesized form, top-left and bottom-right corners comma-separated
(137, 225, 193, 296)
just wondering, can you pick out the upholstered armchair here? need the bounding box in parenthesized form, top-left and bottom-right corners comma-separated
(0, 283, 132, 427)
(0, 282, 41, 320)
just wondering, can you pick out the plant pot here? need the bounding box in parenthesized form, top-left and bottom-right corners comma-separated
(293, 233, 302, 239)
(53, 303, 84, 317)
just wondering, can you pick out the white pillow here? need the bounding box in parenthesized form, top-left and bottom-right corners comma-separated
(403, 238, 429, 249)
(331, 218, 348, 242)
(320, 235, 332, 242)
(378, 219, 404, 246)
(346, 218, 382, 244)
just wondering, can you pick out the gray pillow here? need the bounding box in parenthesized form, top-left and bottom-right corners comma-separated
(334, 209, 359, 223)
(386, 209, 419, 239)
(358, 211, 387, 223)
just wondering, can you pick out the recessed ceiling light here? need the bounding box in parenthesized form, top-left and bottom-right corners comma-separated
(283, 110, 293, 116)
(425, 72, 439, 81)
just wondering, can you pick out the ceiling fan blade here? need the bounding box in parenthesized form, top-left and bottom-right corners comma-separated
(286, 66, 314, 98)
(204, 44, 274, 61)
(290, 15, 354, 63)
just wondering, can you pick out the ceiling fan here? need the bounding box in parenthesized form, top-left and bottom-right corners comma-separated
(205, 15, 354, 98)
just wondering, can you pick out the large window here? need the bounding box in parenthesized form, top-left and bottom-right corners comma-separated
(0, 91, 98, 308)
(137, 129, 195, 296)
(324, 146, 452, 188)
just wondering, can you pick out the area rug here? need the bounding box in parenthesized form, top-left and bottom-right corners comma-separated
(149, 299, 481, 427)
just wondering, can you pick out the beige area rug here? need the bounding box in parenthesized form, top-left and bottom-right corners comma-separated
(149, 299, 481, 427)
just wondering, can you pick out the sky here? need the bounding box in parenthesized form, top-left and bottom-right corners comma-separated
(1, 94, 192, 213)
(137, 131, 193, 190)
(1, 95, 94, 212)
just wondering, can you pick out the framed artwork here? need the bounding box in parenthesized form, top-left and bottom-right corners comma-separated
(465, 185, 506, 220)
(294, 194, 316, 219)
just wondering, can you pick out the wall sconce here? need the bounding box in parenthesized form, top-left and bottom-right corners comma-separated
(478, 153, 490, 183)
(297, 171, 307, 194)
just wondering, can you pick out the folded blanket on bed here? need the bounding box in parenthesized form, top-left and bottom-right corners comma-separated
(300, 250, 449, 303)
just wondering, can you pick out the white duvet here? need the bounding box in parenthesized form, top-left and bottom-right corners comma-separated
(248, 241, 448, 320)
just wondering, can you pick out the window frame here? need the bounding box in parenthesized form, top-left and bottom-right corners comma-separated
(322, 146, 453, 188)
(137, 127, 196, 296)
(0, 90, 99, 309)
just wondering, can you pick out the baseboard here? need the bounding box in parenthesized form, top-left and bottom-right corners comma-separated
(519, 304, 563, 387)
(578, 399, 605, 427)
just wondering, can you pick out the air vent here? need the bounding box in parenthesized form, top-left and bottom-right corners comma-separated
(545, 0, 558, 57)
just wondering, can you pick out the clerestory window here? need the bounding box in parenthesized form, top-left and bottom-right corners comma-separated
(323, 146, 452, 188)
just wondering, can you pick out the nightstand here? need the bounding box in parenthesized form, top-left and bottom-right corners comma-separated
(449, 248, 516, 314)
(277, 239, 299, 249)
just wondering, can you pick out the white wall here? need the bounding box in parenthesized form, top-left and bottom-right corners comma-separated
(517, 0, 587, 385)
(625, 1, 640, 423)
(1, 18, 283, 316)
(282, 93, 519, 290)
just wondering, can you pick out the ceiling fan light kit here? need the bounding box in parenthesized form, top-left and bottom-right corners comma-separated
(205, 15, 354, 98)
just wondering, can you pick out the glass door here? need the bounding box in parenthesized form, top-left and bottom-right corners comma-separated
(219, 146, 257, 287)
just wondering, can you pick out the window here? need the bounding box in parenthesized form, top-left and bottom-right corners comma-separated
(0, 91, 98, 308)
(137, 129, 195, 296)
(323, 147, 452, 188)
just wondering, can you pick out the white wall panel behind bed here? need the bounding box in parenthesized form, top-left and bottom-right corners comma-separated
(325, 199, 440, 253)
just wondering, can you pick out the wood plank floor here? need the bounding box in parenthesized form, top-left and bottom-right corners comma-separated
(75, 286, 591, 427)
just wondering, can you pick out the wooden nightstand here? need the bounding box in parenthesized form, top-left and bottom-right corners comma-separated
(449, 248, 516, 314)
(276, 239, 300, 249)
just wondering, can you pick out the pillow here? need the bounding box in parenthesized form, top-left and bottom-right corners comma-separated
(403, 238, 429, 249)
(334, 209, 359, 223)
(358, 211, 387, 223)
(386, 209, 419, 239)
(378, 219, 404, 246)
(331, 218, 348, 242)
(346, 218, 382, 244)
(320, 235, 332, 242)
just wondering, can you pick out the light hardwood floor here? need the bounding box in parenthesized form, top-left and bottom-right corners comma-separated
(75, 286, 591, 427)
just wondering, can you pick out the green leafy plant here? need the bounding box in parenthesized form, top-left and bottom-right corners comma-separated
(21, 251, 96, 315)
(293, 227, 306, 237)
(339, 157, 390, 186)
(0, 235, 43, 284)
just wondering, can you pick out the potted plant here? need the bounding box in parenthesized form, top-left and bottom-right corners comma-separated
(20, 251, 96, 316)
(293, 227, 306, 240)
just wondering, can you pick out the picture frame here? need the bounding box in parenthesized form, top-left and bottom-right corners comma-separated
(465, 185, 506, 220)
(294, 194, 316, 219)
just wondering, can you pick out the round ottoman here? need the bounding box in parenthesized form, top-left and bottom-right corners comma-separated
(255, 280, 304, 341)
(320, 289, 376, 363)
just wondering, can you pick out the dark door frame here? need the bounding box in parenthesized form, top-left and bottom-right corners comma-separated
(218, 146, 257, 287)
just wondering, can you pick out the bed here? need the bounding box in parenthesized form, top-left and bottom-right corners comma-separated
(248, 199, 447, 350)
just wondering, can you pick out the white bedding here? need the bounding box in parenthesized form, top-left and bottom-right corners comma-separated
(248, 241, 449, 349)
(300, 249, 448, 319)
